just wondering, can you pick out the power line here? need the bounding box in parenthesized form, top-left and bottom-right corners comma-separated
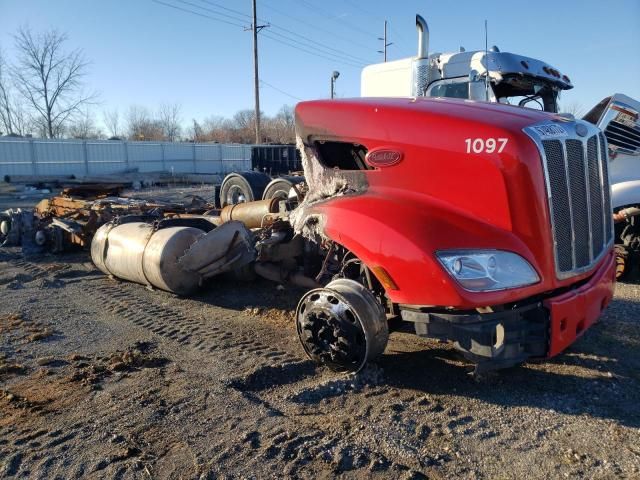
(260, 31, 363, 68)
(152, 0, 362, 68)
(175, 0, 248, 23)
(297, 0, 379, 40)
(192, 0, 252, 19)
(264, 24, 369, 65)
(192, 0, 371, 65)
(388, 24, 413, 54)
(151, 0, 245, 28)
(341, 0, 413, 54)
(260, 0, 375, 54)
(262, 29, 366, 66)
(153, 0, 365, 68)
(260, 79, 302, 101)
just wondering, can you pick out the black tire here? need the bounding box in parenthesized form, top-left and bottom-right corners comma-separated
(219, 172, 272, 207)
(262, 176, 305, 203)
(262, 178, 293, 202)
(213, 184, 222, 208)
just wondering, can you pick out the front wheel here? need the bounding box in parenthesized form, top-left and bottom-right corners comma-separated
(296, 278, 389, 373)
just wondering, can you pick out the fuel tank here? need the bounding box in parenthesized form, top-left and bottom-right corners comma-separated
(91, 222, 204, 294)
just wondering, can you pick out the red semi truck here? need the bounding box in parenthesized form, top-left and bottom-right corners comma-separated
(91, 96, 616, 375)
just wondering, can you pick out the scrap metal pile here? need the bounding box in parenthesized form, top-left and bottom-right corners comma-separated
(0, 180, 319, 296)
(0, 183, 216, 253)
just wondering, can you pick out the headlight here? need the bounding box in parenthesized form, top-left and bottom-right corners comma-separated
(436, 250, 539, 292)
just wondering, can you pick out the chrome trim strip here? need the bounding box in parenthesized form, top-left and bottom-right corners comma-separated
(583, 139, 593, 263)
(561, 139, 577, 270)
(598, 134, 607, 250)
(527, 133, 561, 276)
(600, 133, 615, 243)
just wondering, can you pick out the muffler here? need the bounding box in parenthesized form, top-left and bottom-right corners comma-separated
(91, 220, 255, 294)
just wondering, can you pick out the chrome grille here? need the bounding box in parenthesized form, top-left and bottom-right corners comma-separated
(529, 123, 613, 279)
(604, 120, 640, 155)
(542, 140, 573, 272)
(566, 139, 590, 268)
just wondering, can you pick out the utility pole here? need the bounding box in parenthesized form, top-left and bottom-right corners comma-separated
(484, 19, 489, 101)
(330, 71, 340, 99)
(377, 20, 393, 62)
(247, 0, 269, 144)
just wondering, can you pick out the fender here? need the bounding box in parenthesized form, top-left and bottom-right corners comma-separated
(611, 180, 640, 210)
(308, 189, 555, 309)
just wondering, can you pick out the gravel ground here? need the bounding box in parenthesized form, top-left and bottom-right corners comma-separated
(1, 186, 639, 479)
(0, 247, 639, 480)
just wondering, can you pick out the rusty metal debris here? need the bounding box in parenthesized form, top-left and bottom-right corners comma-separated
(1, 184, 216, 252)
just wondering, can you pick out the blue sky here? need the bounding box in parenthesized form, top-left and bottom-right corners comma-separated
(1, 0, 639, 128)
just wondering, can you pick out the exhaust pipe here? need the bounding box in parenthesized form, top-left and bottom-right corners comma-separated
(412, 14, 430, 96)
(416, 14, 429, 59)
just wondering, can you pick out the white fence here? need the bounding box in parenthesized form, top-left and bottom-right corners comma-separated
(0, 138, 258, 177)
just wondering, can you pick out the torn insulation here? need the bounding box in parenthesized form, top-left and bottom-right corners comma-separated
(290, 136, 368, 242)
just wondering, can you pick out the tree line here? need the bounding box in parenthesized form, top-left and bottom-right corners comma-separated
(0, 27, 296, 144)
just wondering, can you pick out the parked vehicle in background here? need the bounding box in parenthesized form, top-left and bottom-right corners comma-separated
(217, 145, 304, 208)
(584, 94, 640, 278)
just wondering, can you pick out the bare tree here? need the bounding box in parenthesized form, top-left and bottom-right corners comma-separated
(560, 101, 586, 119)
(203, 115, 233, 143)
(158, 103, 182, 141)
(126, 105, 162, 141)
(68, 108, 102, 139)
(190, 105, 296, 144)
(11, 27, 96, 138)
(265, 105, 295, 143)
(0, 49, 28, 136)
(232, 109, 259, 143)
(102, 108, 120, 138)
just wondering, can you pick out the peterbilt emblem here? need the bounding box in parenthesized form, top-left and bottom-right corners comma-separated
(365, 148, 403, 167)
(575, 124, 588, 137)
(532, 124, 568, 138)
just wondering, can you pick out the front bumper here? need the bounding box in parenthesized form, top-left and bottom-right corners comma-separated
(401, 252, 616, 373)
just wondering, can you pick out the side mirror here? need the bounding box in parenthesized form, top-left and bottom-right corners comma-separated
(469, 69, 480, 82)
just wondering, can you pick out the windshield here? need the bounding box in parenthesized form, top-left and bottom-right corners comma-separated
(492, 75, 560, 112)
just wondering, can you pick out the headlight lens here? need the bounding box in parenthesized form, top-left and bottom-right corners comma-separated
(436, 250, 539, 292)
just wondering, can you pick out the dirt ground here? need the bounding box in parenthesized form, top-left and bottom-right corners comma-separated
(1, 185, 639, 479)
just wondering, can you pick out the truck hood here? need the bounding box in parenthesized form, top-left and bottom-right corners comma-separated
(294, 97, 606, 306)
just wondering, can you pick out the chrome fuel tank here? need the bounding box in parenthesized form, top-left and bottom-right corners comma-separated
(91, 222, 204, 294)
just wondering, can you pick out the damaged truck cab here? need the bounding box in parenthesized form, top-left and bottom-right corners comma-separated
(293, 97, 615, 373)
(87, 96, 615, 376)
